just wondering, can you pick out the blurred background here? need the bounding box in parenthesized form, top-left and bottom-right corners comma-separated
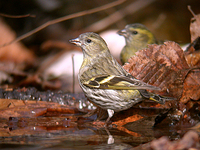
(0, 0, 199, 92)
(1, 0, 199, 44)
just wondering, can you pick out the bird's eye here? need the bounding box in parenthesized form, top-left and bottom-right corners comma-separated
(86, 39, 92, 43)
(132, 31, 138, 35)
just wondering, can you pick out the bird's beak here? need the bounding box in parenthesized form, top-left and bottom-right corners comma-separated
(69, 37, 81, 47)
(117, 29, 127, 37)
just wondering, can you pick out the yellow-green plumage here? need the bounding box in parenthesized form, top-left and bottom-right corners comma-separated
(69, 32, 170, 124)
(118, 23, 159, 64)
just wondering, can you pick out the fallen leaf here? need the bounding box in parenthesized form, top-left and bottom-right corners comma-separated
(123, 41, 190, 99)
(133, 130, 199, 150)
(0, 18, 35, 64)
(189, 8, 200, 43)
(180, 69, 200, 103)
(0, 99, 80, 119)
(185, 37, 200, 67)
(185, 51, 200, 67)
(123, 41, 200, 103)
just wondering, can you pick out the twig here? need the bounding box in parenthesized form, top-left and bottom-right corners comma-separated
(188, 5, 196, 17)
(0, 13, 35, 18)
(84, 0, 156, 32)
(94, 0, 127, 28)
(151, 13, 166, 29)
(71, 54, 75, 94)
(0, 0, 126, 48)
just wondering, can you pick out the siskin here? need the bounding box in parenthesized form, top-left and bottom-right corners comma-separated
(118, 23, 160, 64)
(69, 32, 170, 124)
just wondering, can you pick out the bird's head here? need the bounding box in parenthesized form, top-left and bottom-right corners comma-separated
(69, 32, 109, 58)
(117, 23, 157, 45)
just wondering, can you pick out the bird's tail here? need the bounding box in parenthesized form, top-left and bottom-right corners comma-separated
(149, 93, 176, 104)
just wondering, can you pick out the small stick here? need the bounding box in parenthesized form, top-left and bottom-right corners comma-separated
(188, 5, 196, 17)
(84, 0, 155, 32)
(71, 54, 75, 94)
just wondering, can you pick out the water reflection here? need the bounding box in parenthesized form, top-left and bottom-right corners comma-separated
(0, 121, 191, 150)
(0, 107, 192, 149)
(105, 127, 114, 144)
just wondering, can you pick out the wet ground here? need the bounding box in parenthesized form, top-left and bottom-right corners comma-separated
(0, 118, 190, 149)
(0, 88, 198, 149)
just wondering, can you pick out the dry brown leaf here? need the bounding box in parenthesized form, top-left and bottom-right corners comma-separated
(150, 130, 199, 150)
(180, 69, 200, 103)
(133, 130, 199, 150)
(124, 41, 190, 99)
(0, 99, 12, 109)
(123, 41, 200, 103)
(190, 12, 200, 43)
(185, 37, 200, 67)
(185, 50, 200, 67)
(0, 99, 79, 119)
(0, 18, 35, 64)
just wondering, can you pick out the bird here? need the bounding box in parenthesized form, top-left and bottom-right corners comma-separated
(69, 32, 170, 125)
(118, 23, 160, 64)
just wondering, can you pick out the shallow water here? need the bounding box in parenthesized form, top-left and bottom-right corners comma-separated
(0, 116, 189, 150)
(0, 88, 196, 149)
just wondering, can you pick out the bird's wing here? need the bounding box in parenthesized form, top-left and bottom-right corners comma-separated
(83, 75, 160, 91)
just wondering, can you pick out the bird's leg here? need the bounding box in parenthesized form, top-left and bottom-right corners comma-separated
(105, 109, 114, 125)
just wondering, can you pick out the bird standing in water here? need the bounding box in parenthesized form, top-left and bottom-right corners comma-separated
(118, 23, 159, 64)
(70, 32, 168, 125)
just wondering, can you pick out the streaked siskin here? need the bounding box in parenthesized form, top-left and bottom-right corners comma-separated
(69, 32, 171, 124)
(118, 23, 160, 64)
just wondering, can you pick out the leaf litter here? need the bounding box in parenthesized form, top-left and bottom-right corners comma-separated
(0, 4, 200, 150)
